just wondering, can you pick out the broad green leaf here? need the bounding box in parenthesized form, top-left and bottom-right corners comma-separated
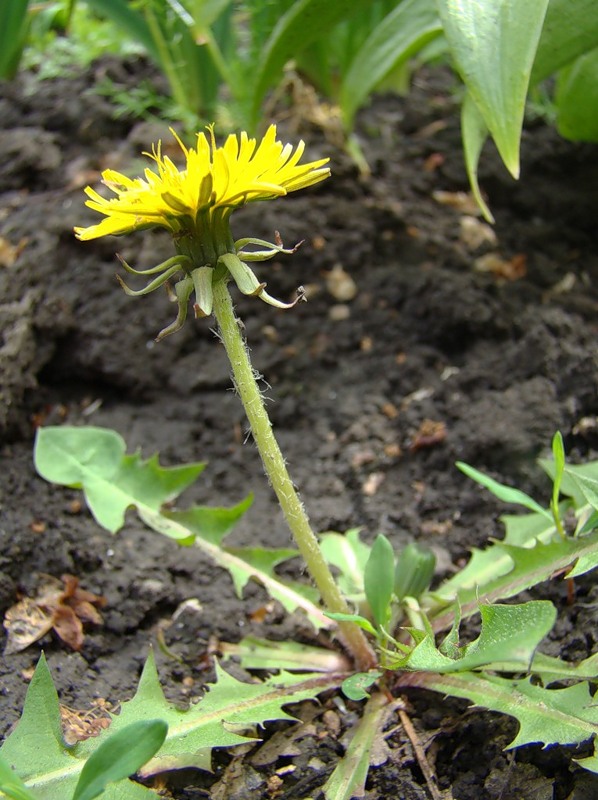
(363, 534, 395, 629)
(84, 651, 346, 776)
(531, 0, 598, 83)
(0, 656, 158, 800)
(319, 529, 370, 599)
(249, 0, 372, 128)
(339, 0, 442, 129)
(407, 671, 598, 757)
(437, 0, 550, 177)
(0, 0, 30, 78)
(34, 426, 207, 534)
(73, 721, 167, 800)
(0, 753, 37, 800)
(555, 48, 598, 142)
(220, 636, 351, 672)
(461, 92, 494, 223)
(322, 692, 389, 800)
(399, 601, 556, 673)
(456, 460, 549, 516)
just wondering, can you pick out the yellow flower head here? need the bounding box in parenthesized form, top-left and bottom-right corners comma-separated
(75, 125, 330, 341)
(74, 125, 330, 241)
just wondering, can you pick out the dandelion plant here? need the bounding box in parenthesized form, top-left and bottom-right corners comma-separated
(74, 124, 375, 671)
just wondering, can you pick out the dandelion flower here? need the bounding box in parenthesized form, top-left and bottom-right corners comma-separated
(75, 126, 330, 340)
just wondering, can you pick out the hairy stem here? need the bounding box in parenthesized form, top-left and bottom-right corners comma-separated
(212, 278, 376, 671)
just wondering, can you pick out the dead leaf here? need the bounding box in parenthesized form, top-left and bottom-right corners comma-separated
(3, 574, 105, 654)
(3, 598, 54, 655)
(52, 605, 85, 651)
(60, 702, 112, 746)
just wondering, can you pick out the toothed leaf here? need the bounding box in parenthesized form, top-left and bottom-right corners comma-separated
(0, 655, 159, 800)
(87, 651, 346, 776)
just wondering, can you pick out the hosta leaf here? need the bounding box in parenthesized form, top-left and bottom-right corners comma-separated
(398, 601, 555, 673)
(437, 0, 549, 178)
(84, 651, 347, 776)
(556, 48, 598, 143)
(249, 0, 372, 128)
(531, 0, 598, 83)
(406, 671, 598, 758)
(0, 655, 159, 800)
(339, 0, 442, 130)
(461, 91, 494, 223)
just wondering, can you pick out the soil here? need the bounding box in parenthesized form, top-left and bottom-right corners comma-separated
(1, 58, 598, 800)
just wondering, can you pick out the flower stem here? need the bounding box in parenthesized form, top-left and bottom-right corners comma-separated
(212, 278, 376, 671)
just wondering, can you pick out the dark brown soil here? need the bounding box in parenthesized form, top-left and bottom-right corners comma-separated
(1, 59, 598, 799)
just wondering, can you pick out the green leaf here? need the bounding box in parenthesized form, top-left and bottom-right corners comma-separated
(35, 426, 330, 630)
(409, 671, 598, 755)
(437, 0, 550, 177)
(431, 530, 598, 628)
(319, 529, 370, 599)
(250, 0, 373, 128)
(322, 692, 389, 800)
(84, 0, 159, 61)
(341, 672, 383, 703)
(339, 0, 442, 129)
(88, 652, 346, 776)
(220, 636, 351, 672)
(325, 612, 377, 637)
(0, 652, 343, 797)
(0, 655, 159, 800)
(393, 542, 436, 601)
(461, 92, 494, 223)
(399, 601, 556, 673)
(147, 507, 331, 629)
(34, 426, 207, 534)
(555, 47, 598, 142)
(0, 0, 30, 78)
(456, 460, 549, 517)
(73, 720, 168, 800)
(0, 753, 37, 800)
(363, 534, 395, 629)
(531, 0, 598, 83)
